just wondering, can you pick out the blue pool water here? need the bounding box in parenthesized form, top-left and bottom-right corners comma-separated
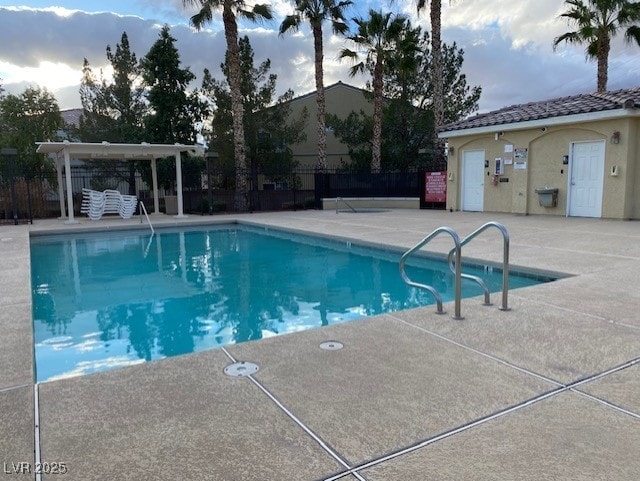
(31, 225, 549, 382)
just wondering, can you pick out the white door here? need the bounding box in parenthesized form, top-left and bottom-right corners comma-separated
(568, 141, 605, 217)
(462, 150, 485, 211)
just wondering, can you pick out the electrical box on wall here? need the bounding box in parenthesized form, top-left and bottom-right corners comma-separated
(494, 158, 504, 175)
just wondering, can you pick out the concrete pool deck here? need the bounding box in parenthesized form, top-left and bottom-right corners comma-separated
(1, 209, 638, 480)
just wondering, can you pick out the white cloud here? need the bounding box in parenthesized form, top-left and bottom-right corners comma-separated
(1, 2, 639, 115)
(0, 60, 81, 90)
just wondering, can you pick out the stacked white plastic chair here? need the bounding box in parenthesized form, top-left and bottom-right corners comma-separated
(118, 193, 138, 219)
(103, 190, 122, 217)
(81, 188, 106, 220)
(80, 188, 138, 220)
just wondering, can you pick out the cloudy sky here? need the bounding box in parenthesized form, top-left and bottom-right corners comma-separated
(0, 1, 639, 114)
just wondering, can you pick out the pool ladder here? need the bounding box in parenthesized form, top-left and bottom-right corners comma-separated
(399, 222, 510, 319)
(335, 197, 357, 214)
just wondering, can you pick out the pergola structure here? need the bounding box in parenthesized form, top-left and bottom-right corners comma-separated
(36, 141, 205, 224)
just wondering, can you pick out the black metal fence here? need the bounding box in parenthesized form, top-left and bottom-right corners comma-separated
(315, 171, 421, 199)
(0, 162, 446, 222)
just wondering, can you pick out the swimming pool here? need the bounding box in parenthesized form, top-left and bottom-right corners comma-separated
(30, 225, 550, 382)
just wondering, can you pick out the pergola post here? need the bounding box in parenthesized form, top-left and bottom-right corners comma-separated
(56, 155, 66, 219)
(151, 158, 160, 214)
(174, 151, 186, 218)
(63, 148, 78, 224)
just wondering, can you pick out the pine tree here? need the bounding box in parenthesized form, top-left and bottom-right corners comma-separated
(201, 36, 307, 192)
(79, 32, 147, 194)
(141, 25, 207, 190)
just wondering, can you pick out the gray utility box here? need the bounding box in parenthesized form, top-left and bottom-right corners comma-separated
(164, 195, 178, 215)
(534, 187, 559, 207)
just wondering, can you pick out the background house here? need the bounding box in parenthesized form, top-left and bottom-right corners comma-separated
(439, 87, 640, 219)
(286, 81, 373, 170)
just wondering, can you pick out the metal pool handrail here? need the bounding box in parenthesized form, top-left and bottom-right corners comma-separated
(139, 201, 154, 235)
(335, 197, 357, 214)
(399, 226, 463, 319)
(447, 221, 510, 311)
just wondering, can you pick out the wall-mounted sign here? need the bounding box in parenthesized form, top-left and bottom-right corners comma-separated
(425, 171, 447, 202)
(514, 161, 527, 170)
(504, 157, 513, 165)
(515, 148, 528, 159)
(504, 144, 514, 153)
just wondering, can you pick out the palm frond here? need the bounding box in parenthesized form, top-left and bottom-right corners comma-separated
(252, 4, 274, 21)
(586, 39, 599, 58)
(618, 2, 640, 25)
(348, 62, 366, 78)
(624, 24, 640, 45)
(338, 48, 358, 61)
(279, 14, 301, 35)
(238, 4, 273, 22)
(190, 3, 213, 30)
(330, 19, 350, 36)
(553, 31, 580, 49)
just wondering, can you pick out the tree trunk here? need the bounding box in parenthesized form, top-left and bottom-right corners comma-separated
(431, 0, 444, 158)
(312, 22, 327, 171)
(597, 32, 609, 92)
(372, 56, 383, 174)
(223, 3, 248, 211)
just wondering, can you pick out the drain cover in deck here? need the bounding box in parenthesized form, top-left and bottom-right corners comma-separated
(224, 361, 259, 377)
(319, 341, 344, 351)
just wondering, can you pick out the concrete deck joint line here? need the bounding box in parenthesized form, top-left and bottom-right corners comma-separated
(567, 357, 639, 390)
(322, 357, 640, 481)
(34, 384, 42, 481)
(0, 383, 32, 394)
(511, 293, 640, 330)
(387, 314, 564, 387)
(245, 375, 368, 481)
(571, 389, 640, 419)
(220, 346, 237, 363)
(222, 344, 367, 479)
(321, 386, 568, 481)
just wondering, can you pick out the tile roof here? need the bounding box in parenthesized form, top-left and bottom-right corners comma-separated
(440, 86, 640, 133)
(61, 108, 82, 128)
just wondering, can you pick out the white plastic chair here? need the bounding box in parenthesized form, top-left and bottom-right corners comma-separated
(119, 194, 138, 219)
(81, 188, 106, 220)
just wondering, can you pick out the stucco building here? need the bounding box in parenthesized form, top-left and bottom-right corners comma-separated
(287, 81, 373, 169)
(439, 87, 640, 219)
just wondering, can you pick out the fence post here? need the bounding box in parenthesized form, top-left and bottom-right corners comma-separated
(23, 165, 33, 224)
(314, 169, 327, 210)
(1, 149, 19, 225)
(292, 171, 297, 210)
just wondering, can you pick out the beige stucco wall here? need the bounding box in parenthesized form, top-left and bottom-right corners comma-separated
(627, 118, 640, 218)
(445, 116, 639, 219)
(287, 83, 373, 169)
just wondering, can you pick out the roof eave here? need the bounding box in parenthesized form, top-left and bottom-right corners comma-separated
(438, 108, 640, 138)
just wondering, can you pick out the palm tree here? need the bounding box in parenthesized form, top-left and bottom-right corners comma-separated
(183, 1, 272, 211)
(553, 0, 640, 92)
(280, 1, 352, 171)
(417, 0, 443, 153)
(340, 10, 408, 173)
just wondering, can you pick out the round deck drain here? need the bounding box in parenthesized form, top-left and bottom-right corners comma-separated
(224, 361, 259, 377)
(320, 341, 344, 351)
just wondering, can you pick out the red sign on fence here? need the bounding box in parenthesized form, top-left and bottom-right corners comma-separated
(425, 171, 447, 203)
